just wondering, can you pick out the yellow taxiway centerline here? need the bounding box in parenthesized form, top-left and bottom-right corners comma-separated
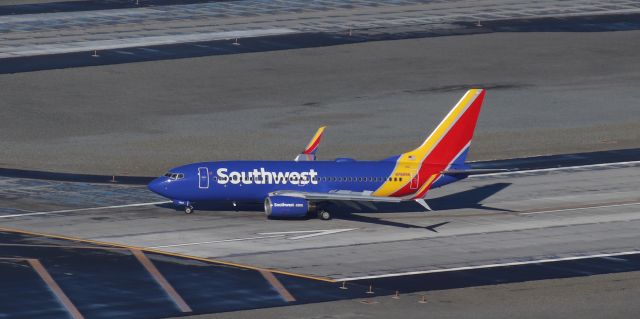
(0, 226, 335, 283)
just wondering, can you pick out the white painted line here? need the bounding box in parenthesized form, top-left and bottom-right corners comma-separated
(149, 235, 285, 248)
(335, 250, 640, 282)
(519, 202, 640, 215)
(0, 29, 298, 58)
(259, 228, 357, 240)
(150, 228, 358, 248)
(0, 201, 171, 219)
(470, 160, 640, 178)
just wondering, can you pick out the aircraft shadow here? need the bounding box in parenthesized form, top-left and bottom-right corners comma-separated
(324, 182, 512, 229)
(326, 182, 513, 214)
(158, 201, 263, 212)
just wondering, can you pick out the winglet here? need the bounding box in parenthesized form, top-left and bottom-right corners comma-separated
(303, 126, 326, 155)
(295, 126, 326, 161)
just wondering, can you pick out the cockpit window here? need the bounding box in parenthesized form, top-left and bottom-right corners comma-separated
(165, 172, 185, 180)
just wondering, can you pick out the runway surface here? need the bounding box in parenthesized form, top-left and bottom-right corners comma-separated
(2, 29, 640, 175)
(203, 271, 640, 319)
(0, 161, 640, 318)
(5, 160, 638, 279)
(2, 0, 639, 60)
(1, 2, 639, 318)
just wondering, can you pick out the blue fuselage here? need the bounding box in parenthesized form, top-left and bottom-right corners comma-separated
(148, 159, 462, 204)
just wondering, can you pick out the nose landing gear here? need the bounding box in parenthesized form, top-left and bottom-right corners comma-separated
(184, 205, 194, 214)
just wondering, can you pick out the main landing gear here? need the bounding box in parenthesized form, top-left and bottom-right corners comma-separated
(184, 205, 194, 214)
(318, 209, 331, 221)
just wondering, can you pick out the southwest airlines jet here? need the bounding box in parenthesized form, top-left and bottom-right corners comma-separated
(148, 89, 501, 220)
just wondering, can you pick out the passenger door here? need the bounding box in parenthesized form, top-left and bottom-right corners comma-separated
(198, 167, 209, 189)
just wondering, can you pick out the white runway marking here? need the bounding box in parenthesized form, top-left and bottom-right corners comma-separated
(0, 201, 171, 219)
(259, 228, 357, 240)
(1, 29, 298, 58)
(149, 235, 285, 248)
(519, 202, 640, 215)
(149, 229, 358, 248)
(470, 160, 640, 177)
(335, 250, 640, 281)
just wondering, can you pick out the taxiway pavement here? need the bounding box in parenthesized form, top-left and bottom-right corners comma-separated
(1, 161, 638, 280)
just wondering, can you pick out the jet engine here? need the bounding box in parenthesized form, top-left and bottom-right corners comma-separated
(264, 196, 315, 219)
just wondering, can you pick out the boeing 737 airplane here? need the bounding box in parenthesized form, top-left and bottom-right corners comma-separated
(148, 89, 502, 220)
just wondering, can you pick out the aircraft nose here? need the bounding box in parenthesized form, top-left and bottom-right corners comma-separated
(147, 177, 166, 196)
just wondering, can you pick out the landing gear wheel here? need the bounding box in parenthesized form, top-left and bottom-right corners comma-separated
(184, 206, 194, 214)
(318, 210, 331, 221)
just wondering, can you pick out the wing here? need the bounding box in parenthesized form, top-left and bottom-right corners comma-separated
(269, 189, 432, 210)
(270, 189, 404, 202)
(294, 126, 326, 161)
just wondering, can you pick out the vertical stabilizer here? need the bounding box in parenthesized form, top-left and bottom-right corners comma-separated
(373, 89, 485, 198)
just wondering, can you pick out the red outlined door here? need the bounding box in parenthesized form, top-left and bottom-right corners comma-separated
(410, 169, 419, 190)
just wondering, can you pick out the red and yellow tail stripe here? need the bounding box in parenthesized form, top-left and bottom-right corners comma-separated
(303, 126, 326, 155)
(373, 89, 485, 198)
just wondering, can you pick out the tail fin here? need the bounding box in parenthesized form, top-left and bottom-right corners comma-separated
(373, 89, 485, 198)
(407, 88, 484, 167)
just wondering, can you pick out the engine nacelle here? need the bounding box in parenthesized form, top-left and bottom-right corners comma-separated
(264, 196, 315, 219)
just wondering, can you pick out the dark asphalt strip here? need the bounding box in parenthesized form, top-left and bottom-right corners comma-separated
(344, 253, 640, 295)
(2, 13, 640, 74)
(0, 0, 238, 16)
(0, 148, 638, 185)
(2, 230, 640, 318)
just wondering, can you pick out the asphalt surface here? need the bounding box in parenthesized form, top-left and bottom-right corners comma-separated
(2, 1, 639, 318)
(0, 159, 639, 318)
(1, 161, 638, 279)
(193, 271, 640, 319)
(3, 12, 640, 74)
(2, 148, 638, 185)
(0, 230, 372, 319)
(3, 0, 639, 59)
(2, 30, 640, 175)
